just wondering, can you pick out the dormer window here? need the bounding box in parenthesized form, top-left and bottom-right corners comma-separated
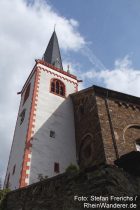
(50, 79, 65, 97)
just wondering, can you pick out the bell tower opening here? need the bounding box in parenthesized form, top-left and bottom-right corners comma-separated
(50, 78, 65, 97)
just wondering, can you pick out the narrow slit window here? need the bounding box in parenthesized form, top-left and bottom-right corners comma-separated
(12, 165, 16, 175)
(50, 130, 55, 138)
(54, 162, 60, 173)
(19, 109, 26, 125)
(23, 83, 31, 105)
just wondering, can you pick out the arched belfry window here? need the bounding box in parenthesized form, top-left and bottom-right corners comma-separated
(50, 79, 65, 97)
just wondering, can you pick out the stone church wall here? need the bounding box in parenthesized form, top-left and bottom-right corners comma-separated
(71, 88, 106, 169)
(96, 95, 140, 164)
(71, 86, 140, 169)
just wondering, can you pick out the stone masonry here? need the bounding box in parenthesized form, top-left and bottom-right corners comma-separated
(71, 85, 140, 168)
(1, 165, 140, 210)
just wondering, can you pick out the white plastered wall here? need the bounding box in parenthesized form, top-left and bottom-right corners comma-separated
(4, 73, 35, 190)
(29, 65, 78, 184)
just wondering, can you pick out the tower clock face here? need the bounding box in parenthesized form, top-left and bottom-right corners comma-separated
(79, 135, 95, 169)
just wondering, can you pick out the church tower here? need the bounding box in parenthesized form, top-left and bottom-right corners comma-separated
(4, 31, 78, 190)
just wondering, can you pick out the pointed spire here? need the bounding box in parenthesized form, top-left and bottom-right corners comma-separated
(43, 30, 63, 70)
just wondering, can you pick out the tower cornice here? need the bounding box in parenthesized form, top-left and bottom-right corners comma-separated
(36, 59, 77, 80)
(19, 59, 78, 96)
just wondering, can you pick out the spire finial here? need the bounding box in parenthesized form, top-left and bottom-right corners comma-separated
(43, 28, 63, 70)
(54, 24, 56, 32)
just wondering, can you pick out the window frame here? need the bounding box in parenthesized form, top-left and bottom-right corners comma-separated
(23, 83, 31, 105)
(50, 79, 66, 98)
(12, 164, 16, 175)
(19, 109, 26, 125)
(54, 162, 60, 173)
(50, 130, 55, 138)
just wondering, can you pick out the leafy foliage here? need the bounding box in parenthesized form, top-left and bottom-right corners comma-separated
(0, 188, 10, 210)
(65, 164, 79, 173)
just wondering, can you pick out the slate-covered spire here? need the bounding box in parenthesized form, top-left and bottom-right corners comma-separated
(43, 30, 63, 70)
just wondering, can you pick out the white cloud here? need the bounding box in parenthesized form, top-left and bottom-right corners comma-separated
(0, 0, 85, 182)
(82, 55, 140, 97)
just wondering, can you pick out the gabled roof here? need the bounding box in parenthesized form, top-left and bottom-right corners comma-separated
(43, 31, 63, 70)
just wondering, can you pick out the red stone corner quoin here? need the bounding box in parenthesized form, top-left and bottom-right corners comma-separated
(18, 63, 79, 187)
(19, 68, 41, 187)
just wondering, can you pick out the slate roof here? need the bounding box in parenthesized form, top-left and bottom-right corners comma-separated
(43, 31, 63, 70)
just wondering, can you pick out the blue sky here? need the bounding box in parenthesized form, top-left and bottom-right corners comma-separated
(0, 0, 140, 183)
(48, 0, 140, 69)
(47, 0, 140, 90)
